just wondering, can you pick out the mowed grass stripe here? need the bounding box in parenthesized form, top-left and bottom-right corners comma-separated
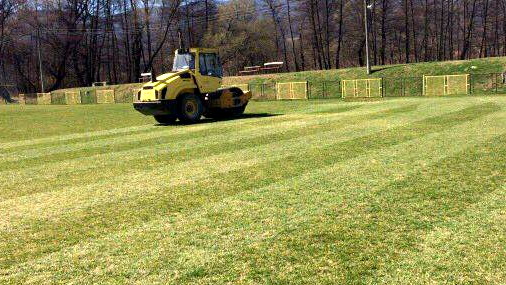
(0, 101, 399, 168)
(257, 135, 506, 285)
(3, 102, 504, 284)
(0, 103, 426, 221)
(376, 183, 506, 284)
(0, 112, 290, 156)
(0, 101, 457, 216)
(0, 98, 466, 173)
(0, 124, 153, 150)
(0, 102, 380, 163)
(0, 102, 497, 270)
(133, 116, 506, 285)
(0, 102, 420, 198)
(0, 100, 362, 151)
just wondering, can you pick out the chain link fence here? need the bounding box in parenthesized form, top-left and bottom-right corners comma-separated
(243, 73, 505, 99)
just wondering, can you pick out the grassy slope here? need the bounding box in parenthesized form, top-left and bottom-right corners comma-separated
(224, 57, 506, 99)
(223, 56, 506, 85)
(50, 57, 506, 98)
(1, 97, 506, 284)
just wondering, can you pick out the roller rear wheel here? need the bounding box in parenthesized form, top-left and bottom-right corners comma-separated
(177, 93, 203, 124)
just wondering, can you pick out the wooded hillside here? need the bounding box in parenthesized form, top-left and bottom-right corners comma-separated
(1, 0, 505, 92)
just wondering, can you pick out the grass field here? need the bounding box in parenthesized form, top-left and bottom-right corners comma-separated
(1, 96, 506, 284)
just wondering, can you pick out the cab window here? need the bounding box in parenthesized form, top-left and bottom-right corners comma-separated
(172, 53, 195, 71)
(199, 53, 223, 77)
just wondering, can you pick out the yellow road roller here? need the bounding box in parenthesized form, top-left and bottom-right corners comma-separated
(133, 48, 251, 124)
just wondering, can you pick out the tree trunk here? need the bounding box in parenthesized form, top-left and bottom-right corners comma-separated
(479, 0, 489, 57)
(286, 0, 299, 71)
(437, 0, 444, 61)
(461, 0, 477, 59)
(299, 22, 306, 71)
(371, 0, 378, 65)
(309, 0, 323, 69)
(422, 0, 429, 61)
(503, 0, 506, 56)
(122, 0, 132, 81)
(409, 0, 418, 62)
(130, 0, 142, 81)
(315, 0, 327, 69)
(380, 0, 388, 65)
(266, 0, 289, 71)
(404, 0, 410, 63)
(324, 0, 331, 68)
(335, 0, 344, 68)
(143, 0, 153, 73)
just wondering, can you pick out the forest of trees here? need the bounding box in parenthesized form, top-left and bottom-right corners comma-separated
(0, 0, 505, 92)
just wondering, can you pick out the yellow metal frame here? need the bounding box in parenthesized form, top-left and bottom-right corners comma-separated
(341, 79, 382, 98)
(275, 81, 308, 100)
(423, 74, 470, 96)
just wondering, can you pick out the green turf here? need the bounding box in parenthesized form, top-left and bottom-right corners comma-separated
(1, 96, 506, 284)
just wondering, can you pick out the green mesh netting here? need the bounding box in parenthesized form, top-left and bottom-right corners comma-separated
(80, 90, 97, 104)
(51, 93, 67, 104)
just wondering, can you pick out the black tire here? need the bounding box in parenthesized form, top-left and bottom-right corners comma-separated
(177, 93, 204, 124)
(154, 115, 177, 125)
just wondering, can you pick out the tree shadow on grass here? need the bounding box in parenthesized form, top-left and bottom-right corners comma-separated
(155, 113, 282, 126)
(371, 66, 390, 74)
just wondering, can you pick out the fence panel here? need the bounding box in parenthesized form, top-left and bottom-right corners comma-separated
(342, 79, 382, 98)
(424, 74, 469, 96)
(37, 93, 52, 105)
(367, 79, 383, 97)
(51, 93, 67, 104)
(307, 81, 341, 99)
(96, 90, 115, 104)
(291, 82, 308, 99)
(276, 83, 291, 99)
(470, 73, 504, 95)
(383, 77, 404, 97)
(355, 80, 368, 97)
(248, 83, 276, 100)
(66, 92, 81, 104)
(447, 74, 469, 95)
(423, 75, 446, 96)
(498, 73, 506, 94)
(80, 90, 97, 104)
(342, 80, 356, 98)
(276, 82, 308, 100)
(23, 93, 52, 105)
(122, 88, 140, 103)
